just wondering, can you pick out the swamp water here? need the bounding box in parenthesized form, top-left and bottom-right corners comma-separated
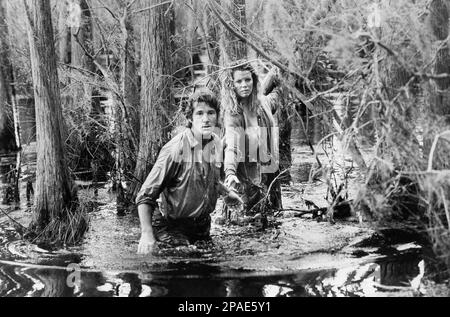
(0, 130, 445, 297)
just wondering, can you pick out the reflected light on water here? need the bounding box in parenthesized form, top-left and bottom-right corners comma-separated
(118, 283, 131, 297)
(262, 285, 293, 297)
(0, 253, 433, 297)
(96, 283, 114, 293)
(300, 254, 427, 297)
(409, 260, 425, 292)
(322, 266, 355, 289)
(22, 269, 45, 296)
(139, 285, 152, 297)
(359, 265, 381, 297)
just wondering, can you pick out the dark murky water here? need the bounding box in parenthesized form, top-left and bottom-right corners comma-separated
(0, 242, 429, 297)
(0, 129, 445, 297)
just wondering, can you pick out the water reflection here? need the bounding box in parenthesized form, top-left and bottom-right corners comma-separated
(301, 250, 425, 297)
(0, 248, 429, 297)
(0, 138, 436, 297)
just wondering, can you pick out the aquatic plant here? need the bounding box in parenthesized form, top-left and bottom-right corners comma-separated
(26, 198, 91, 247)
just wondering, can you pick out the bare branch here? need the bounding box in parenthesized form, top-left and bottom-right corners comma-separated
(439, 187, 450, 230)
(131, 0, 173, 15)
(427, 130, 450, 172)
(96, 0, 120, 22)
(126, 0, 139, 10)
(207, 0, 296, 78)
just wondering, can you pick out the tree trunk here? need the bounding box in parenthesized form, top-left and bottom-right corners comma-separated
(114, 2, 140, 209)
(130, 0, 174, 199)
(67, 0, 111, 180)
(429, 0, 450, 120)
(277, 105, 292, 184)
(25, 0, 77, 229)
(219, 0, 248, 65)
(194, 0, 220, 86)
(57, 1, 71, 64)
(425, 0, 450, 170)
(120, 12, 139, 136)
(425, 0, 450, 269)
(69, 0, 95, 117)
(0, 0, 17, 153)
(71, 0, 94, 71)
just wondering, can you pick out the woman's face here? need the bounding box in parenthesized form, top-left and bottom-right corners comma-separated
(233, 70, 253, 99)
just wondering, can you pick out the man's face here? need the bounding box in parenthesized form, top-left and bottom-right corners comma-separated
(233, 70, 253, 99)
(191, 101, 218, 139)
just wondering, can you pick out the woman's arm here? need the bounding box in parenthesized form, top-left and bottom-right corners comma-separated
(223, 111, 244, 182)
(261, 68, 284, 114)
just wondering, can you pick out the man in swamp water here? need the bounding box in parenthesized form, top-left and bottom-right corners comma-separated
(136, 88, 243, 254)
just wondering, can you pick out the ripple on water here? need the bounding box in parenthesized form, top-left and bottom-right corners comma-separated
(0, 142, 439, 296)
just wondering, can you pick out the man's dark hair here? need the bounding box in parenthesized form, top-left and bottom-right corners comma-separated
(185, 88, 220, 127)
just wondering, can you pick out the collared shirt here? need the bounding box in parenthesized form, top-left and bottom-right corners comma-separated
(135, 128, 224, 220)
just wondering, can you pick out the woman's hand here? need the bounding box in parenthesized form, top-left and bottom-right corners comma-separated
(223, 189, 244, 208)
(225, 174, 240, 188)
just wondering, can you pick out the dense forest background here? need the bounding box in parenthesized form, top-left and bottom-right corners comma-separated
(0, 0, 449, 273)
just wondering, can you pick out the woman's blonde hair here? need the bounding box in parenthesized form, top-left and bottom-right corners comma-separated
(221, 61, 259, 115)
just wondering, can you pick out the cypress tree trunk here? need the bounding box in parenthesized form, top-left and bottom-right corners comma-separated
(130, 0, 174, 199)
(425, 0, 450, 270)
(421, 0, 450, 169)
(120, 10, 139, 137)
(219, 0, 248, 65)
(69, 0, 96, 129)
(194, 0, 220, 83)
(71, 0, 94, 71)
(25, 0, 77, 229)
(429, 0, 450, 131)
(57, 1, 71, 64)
(115, 2, 140, 209)
(68, 0, 113, 182)
(0, 0, 17, 153)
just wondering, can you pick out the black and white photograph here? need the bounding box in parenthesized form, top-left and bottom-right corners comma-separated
(0, 0, 449, 301)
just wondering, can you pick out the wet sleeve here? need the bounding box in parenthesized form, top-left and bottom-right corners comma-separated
(135, 144, 178, 207)
(223, 111, 244, 178)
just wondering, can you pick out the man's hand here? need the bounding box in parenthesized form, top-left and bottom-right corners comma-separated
(137, 204, 156, 254)
(137, 231, 157, 255)
(223, 189, 244, 208)
(225, 174, 240, 188)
